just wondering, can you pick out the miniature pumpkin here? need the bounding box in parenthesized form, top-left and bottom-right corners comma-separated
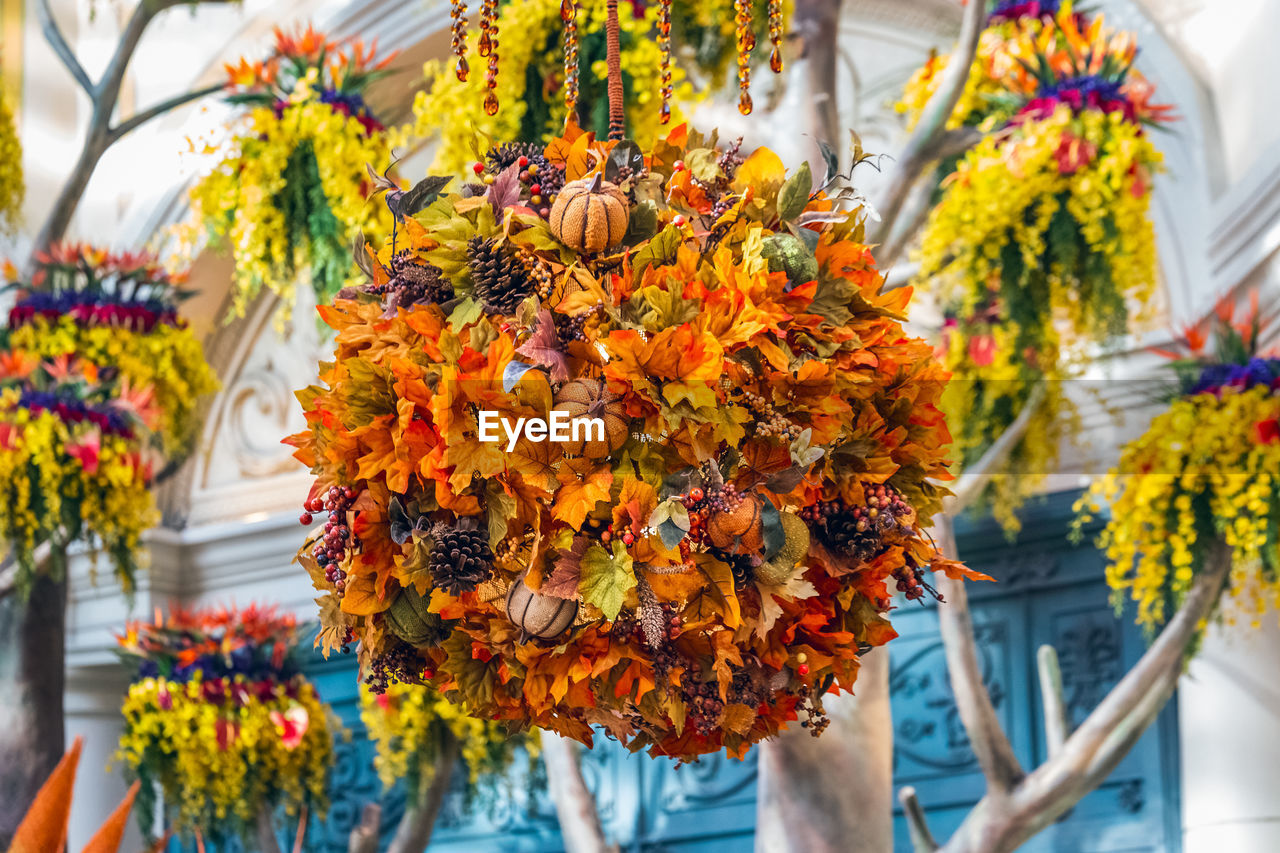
(707, 495, 765, 555)
(386, 584, 449, 646)
(550, 173, 629, 253)
(756, 512, 811, 586)
(506, 577, 578, 641)
(552, 378, 630, 458)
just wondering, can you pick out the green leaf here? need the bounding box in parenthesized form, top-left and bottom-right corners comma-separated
(448, 296, 484, 328)
(579, 541, 636, 621)
(761, 501, 786, 560)
(485, 481, 518, 548)
(777, 161, 813, 222)
(685, 148, 721, 183)
(606, 140, 645, 182)
(631, 225, 684, 284)
(624, 199, 660, 245)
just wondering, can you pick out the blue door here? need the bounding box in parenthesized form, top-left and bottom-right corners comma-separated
(889, 492, 1182, 851)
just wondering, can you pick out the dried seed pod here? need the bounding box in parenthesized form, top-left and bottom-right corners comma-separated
(506, 577, 579, 641)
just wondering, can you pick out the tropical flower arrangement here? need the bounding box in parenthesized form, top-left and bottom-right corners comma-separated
(361, 680, 539, 807)
(400, 0, 696, 176)
(0, 83, 23, 234)
(289, 122, 978, 761)
(905, 1, 1171, 356)
(182, 25, 398, 315)
(115, 605, 335, 846)
(0, 245, 218, 593)
(1077, 298, 1280, 632)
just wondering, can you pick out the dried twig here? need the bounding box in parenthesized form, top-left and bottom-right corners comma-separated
(927, 532, 1232, 853)
(541, 731, 617, 853)
(934, 515, 1025, 792)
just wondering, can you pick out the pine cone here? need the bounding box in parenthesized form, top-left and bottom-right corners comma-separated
(485, 142, 546, 174)
(467, 236, 534, 314)
(816, 512, 883, 563)
(429, 524, 495, 595)
(379, 255, 454, 311)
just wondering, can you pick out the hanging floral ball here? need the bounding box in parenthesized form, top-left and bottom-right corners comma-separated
(180, 25, 399, 316)
(290, 124, 974, 760)
(1077, 299, 1280, 631)
(115, 605, 336, 847)
(0, 245, 219, 594)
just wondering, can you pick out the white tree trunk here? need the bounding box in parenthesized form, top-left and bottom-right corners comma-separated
(756, 649, 893, 853)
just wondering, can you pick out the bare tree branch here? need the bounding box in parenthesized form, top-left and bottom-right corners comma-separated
(346, 804, 381, 853)
(255, 806, 283, 853)
(36, 0, 93, 96)
(943, 381, 1047, 517)
(385, 727, 459, 853)
(934, 514, 1025, 793)
(932, 539, 1233, 853)
(541, 732, 616, 853)
(878, 126, 983, 270)
(109, 83, 224, 143)
(899, 786, 939, 853)
(1036, 645, 1069, 758)
(27, 0, 233, 264)
(871, 0, 985, 247)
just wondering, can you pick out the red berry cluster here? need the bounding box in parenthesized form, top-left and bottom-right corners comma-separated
(892, 560, 942, 604)
(303, 485, 359, 596)
(682, 680, 728, 737)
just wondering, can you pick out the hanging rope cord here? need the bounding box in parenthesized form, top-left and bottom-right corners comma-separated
(605, 0, 625, 140)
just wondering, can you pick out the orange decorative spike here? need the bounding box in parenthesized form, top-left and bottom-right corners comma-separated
(80, 781, 141, 853)
(9, 736, 84, 853)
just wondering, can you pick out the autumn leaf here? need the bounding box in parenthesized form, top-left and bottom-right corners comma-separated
(932, 556, 994, 582)
(699, 554, 741, 629)
(553, 461, 613, 529)
(515, 309, 570, 383)
(580, 540, 636, 620)
(544, 536, 590, 599)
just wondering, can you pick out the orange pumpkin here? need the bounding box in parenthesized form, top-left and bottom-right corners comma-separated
(706, 495, 765, 555)
(506, 577, 578, 641)
(550, 173, 629, 253)
(552, 378, 630, 458)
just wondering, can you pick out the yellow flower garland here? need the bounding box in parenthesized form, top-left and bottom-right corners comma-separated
(184, 101, 393, 317)
(117, 674, 334, 840)
(360, 681, 537, 801)
(0, 84, 23, 234)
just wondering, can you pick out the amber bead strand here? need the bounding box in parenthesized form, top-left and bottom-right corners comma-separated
(480, 0, 500, 114)
(658, 0, 673, 124)
(768, 0, 784, 74)
(561, 0, 579, 116)
(734, 0, 755, 114)
(450, 0, 470, 82)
